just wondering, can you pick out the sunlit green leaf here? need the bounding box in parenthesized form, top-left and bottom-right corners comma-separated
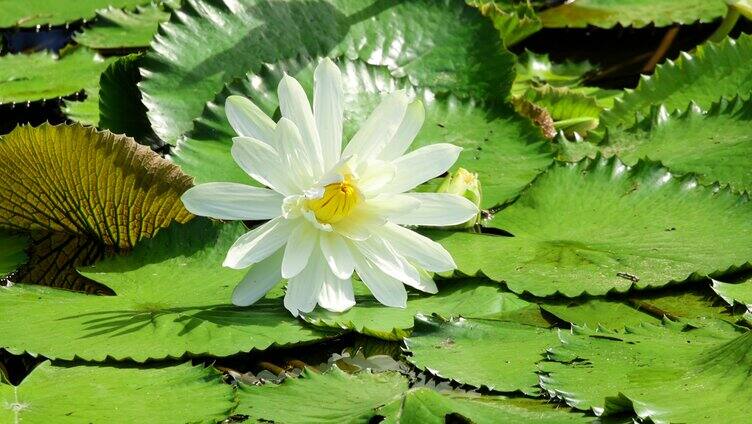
(541, 299, 661, 330)
(0, 0, 150, 28)
(406, 315, 557, 395)
(435, 156, 752, 297)
(140, 0, 515, 144)
(0, 362, 233, 423)
(0, 219, 329, 361)
(712, 275, 752, 310)
(540, 320, 750, 422)
(0, 47, 111, 105)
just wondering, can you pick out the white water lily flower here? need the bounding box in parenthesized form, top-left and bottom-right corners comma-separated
(181, 58, 478, 316)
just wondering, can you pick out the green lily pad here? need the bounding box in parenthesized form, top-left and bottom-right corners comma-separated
(0, 362, 233, 423)
(405, 315, 557, 395)
(236, 366, 592, 423)
(173, 57, 552, 209)
(139, 0, 515, 144)
(0, 219, 328, 361)
(0, 0, 150, 28)
(597, 97, 752, 193)
(541, 299, 661, 330)
(434, 156, 752, 297)
(602, 35, 752, 126)
(302, 278, 530, 340)
(75, 3, 171, 49)
(539, 0, 727, 28)
(0, 47, 111, 105)
(0, 232, 27, 279)
(540, 320, 750, 422)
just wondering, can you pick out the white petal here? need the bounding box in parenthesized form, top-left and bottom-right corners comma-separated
(225, 95, 275, 144)
(275, 118, 315, 189)
(223, 217, 294, 269)
(320, 232, 355, 279)
(356, 160, 395, 197)
(380, 223, 455, 272)
(314, 58, 344, 170)
(389, 193, 479, 227)
(281, 221, 319, 279)
(412, 266, 439, 294)
(342, 91, 409, 161)
(333, 207, 384, 241)
(231, 136, 297, 195)
(181, 182, 283, 220)
(317, 270, 355, 312)
(353, 235, 420, 287)
(353, 252, 407, 308)
(379, 100, 425, 161)
(231, 249, 283, 306)
(278, 74, 325, 176)
(284, 249, 326, 316)
(364, 194, 421, 219)
(387, 143, 462, 193)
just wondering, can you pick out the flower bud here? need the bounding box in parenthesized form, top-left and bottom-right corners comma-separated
(437, 168, 482, 228)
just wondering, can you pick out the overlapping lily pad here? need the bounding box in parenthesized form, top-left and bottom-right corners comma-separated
(434, 156, 752, 297)
(405, 316, 557, 395)
(598, 97, 752, 193)
(0, 232, 27, 278)
(0, 47, 111, 105)
(468, 0, 542, 46)
(541, 299, 661, 329)
(0, 219, 328, 361)
(98, 54, 156, 142)
(139, 0, 515, 144)
(0, 362, 234, 423)
(173, 58, 552, 208)
(540, 320, 751, 422)
(236, 366, 592, 423)
(602, 35, 752, 126)
(539, 0, 727, 28)
(302, 278, 530, 340)
(75, 3, 172, 49)
(712, 275, 752, 310)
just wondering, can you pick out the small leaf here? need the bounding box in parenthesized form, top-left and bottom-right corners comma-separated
(0, 362, 234, 423)
(405, 315, 557, 395)
(74, 3, 172, 49)
(468, 0, 542, 46)
(541, 298, 661, 330)
(539, 0, 727, 28)
(712, 275, 752, 310)
(0, 219, 329, 361)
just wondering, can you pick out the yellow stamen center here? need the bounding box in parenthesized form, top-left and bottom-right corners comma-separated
(307, 179, 360, 224)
